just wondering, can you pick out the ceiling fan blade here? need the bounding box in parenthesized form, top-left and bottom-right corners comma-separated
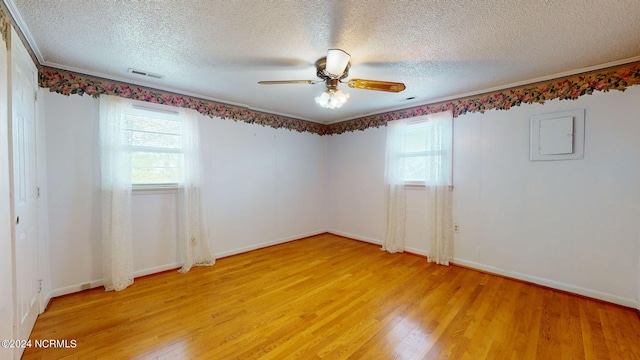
(258, 80, 323, 85)
(347, 79, 406, 92)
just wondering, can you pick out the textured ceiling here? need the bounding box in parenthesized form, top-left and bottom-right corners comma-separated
(6, 0, 640, 124)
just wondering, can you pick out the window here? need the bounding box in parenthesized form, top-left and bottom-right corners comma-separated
(122, 105, 184, 186)
(392, 111, 453, 185)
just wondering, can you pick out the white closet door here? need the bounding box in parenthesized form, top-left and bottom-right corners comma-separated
(11, 27, 39, 356)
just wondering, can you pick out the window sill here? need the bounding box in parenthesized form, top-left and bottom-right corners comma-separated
(403, 183, 455, 191)
(132, 184, 179, 195)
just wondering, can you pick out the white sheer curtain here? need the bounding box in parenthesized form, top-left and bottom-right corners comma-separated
(382, 111, 454, 264)
(424, 111, 454, 265)
(100, 95, 134, 291)
(177, 108, 215, 273)
(382, 119, 408, 253)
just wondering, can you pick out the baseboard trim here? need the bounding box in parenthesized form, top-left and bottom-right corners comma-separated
(134, 262, 182, 278)
(50, 262, 183, 298)
(49, 231, 328, 299)
(404, 246, 429, 257)
(327, 229, 430, 257)
(214, 230, 327, 259)
(327, 229, 382, 245)
(452, 257, 639, 309)
(50, 279, 105, 298)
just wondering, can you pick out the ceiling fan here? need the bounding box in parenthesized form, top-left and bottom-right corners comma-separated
(258, 49, 406, 109)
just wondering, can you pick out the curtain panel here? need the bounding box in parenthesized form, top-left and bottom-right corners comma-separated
(382, 119, 408, 253)
(382, 111, 454, 265)
(100, 99, 215, 291)
(100, 95, 134, 291)
(422, 111, 454, 265)
(177, 108, 215, 272)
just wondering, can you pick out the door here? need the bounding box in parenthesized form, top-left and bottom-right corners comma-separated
(11, 28, 39, 352)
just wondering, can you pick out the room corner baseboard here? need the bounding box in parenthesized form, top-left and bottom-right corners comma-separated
(214, 230, 328, 259)
(326, 229, 382, 246)
(452, 257, 638, 309)
(327, 229, 430, 257)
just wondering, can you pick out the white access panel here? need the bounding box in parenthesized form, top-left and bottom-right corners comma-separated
(530, 109, 585, 161)
(539, 116, 574, 155)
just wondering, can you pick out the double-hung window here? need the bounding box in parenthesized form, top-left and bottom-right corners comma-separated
(122, 105, 184, 187)
(397, 112, 453, 185)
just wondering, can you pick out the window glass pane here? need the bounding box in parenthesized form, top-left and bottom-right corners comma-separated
(131, 151, 183, 168)
(404, 156, 426, 182)
(125, 115, 181, 135)
(121, 108, 184, 186)
(403, 126, 427, 152)
(125, 130, 182, 149)
(403, 155, 442, 182)
(131, 167, 184, 184)
(124, 114, 182, 149)
(131, 151, 183, 184)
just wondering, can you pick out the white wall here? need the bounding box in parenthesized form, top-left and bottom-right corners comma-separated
(326, 126, 386, 244)
(328, 86, 640, 308)
(202, 119, 327, 256)
(0, 30, 16, 360)
(45, 94, 102, 295)
(454, 87, 640, 307)
(44, 92, 327, 296)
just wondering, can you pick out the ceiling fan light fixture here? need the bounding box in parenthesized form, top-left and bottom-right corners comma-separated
(258, 49, 405, 108)
(315, 88, 350, 109)
(325, 49, 351, 78)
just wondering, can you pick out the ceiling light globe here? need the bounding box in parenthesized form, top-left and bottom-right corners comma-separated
(325, 49, 351, 78)
(315, 89, 350, 109)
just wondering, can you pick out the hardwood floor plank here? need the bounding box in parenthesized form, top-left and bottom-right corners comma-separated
(23, 234, 640, 359)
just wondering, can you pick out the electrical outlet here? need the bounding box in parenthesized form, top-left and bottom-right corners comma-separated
(453, 224, 460, 233)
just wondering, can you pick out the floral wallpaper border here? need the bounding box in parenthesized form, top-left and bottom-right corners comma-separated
(327, 61, 640, 135)
(39, 61, 640, 136)
(39, 67, 328, 135)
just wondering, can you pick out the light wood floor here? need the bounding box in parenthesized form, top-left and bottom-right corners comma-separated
(24, 233, 640, 359)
